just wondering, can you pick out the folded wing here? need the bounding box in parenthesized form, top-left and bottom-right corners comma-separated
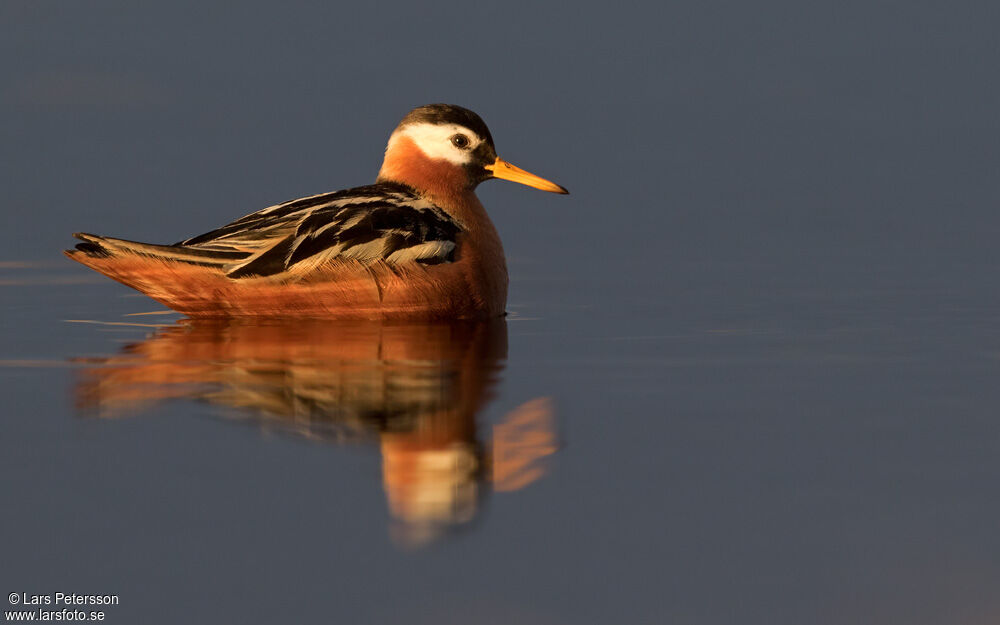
(72, 182, 463, 280)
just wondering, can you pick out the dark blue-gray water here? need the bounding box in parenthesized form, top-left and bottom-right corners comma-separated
(3, 2, 1000, 623)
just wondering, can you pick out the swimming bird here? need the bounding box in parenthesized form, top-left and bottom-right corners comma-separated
(65, 104, 567, 318)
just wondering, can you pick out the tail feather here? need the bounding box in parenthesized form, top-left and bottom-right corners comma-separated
(73, 240, 111, 257)
(67, 233, 250, 266)
(64, 232, 257, 314)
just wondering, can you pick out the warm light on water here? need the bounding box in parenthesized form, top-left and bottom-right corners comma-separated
(69, 318, 557, 546)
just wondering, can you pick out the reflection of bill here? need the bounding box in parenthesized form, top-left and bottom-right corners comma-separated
(492, 398, 557, 492)
(382, 397, 557, 546)
(73, 317, 557, 545)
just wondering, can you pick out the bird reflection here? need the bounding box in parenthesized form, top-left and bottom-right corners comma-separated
(73, 317, 556, 546)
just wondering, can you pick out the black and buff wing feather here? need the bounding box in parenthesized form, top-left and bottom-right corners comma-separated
(175, 182, 462, 279)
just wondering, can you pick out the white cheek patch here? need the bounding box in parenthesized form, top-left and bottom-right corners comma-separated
(389, 122, 483, 165)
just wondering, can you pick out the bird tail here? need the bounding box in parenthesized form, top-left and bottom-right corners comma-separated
(64, 233, 254, 313)
(66, 232, 248, 266)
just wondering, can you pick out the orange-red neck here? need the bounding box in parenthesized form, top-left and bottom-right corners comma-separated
(376, 136, 478, 211)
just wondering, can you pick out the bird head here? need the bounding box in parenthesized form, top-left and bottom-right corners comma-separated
(377, 104, 568, 199)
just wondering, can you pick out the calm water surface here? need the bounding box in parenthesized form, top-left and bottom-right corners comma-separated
(4, 260, 1000, 624)
(3, 2, 1000, 624)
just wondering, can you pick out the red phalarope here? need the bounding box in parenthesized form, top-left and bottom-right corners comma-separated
(66, 104, 567, 318)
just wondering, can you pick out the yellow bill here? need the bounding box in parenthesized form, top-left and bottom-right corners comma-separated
(485, 158, 569, 194)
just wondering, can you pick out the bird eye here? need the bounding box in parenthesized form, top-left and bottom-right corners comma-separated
(450, 134, 471, 149)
